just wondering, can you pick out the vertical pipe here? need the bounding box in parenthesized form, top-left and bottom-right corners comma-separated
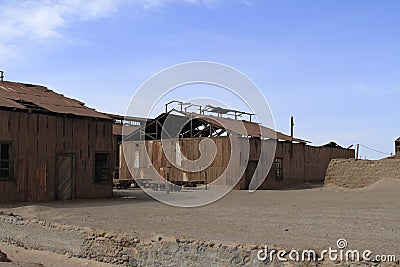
(355, 144, 359, 160)
(290, 116, 294, 157)
(290, 116, 294, 142)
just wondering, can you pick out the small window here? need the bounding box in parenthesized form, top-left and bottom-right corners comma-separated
(275, 157, 283, 180)
(95, 152, 109, 183)
(0, 142, 12, 180)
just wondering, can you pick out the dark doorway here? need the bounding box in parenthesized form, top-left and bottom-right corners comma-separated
(56, 154, 74, 200)
(245, 161, 257, 189)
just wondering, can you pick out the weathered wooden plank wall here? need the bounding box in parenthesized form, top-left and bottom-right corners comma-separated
(120, 137, 354, 190)
(0, 109, 114, 202)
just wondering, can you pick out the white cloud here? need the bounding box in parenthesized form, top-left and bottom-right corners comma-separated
(0, 0, 243, 62)
(0, 0, 126, 61)
(0, 0, 121, 40)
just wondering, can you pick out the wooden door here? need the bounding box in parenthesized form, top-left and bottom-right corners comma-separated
(56, 154, 74, 200)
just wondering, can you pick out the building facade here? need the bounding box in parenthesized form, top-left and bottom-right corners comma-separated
(395, 137, 400, 158)
(122, 110, 354, 189)
(0, 81, 114, 202)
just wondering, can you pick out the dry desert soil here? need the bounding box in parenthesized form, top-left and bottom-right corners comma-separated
(0, 179, 399, 266)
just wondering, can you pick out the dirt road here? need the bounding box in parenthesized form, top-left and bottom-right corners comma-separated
(1, 179, 399, 259)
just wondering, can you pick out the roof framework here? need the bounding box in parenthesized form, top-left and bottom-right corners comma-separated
(126, 108, 308, 143)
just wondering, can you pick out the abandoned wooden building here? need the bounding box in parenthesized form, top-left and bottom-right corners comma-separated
(0, 81, 114, 202)
(122, 104, 355, 189)
(395, 137, 400, 158)
(106, 113, 146, 183)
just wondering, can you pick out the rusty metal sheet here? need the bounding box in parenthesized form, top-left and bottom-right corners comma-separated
(0, 97, 27, 109)
(113, 124, 141, 136)
(0, 81, 110, 119)
(192, 113, 308, 143)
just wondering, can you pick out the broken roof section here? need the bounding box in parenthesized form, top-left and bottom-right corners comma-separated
(113, 124, 141, 136)
(0, 81, 110, 119)
(104, 112, 147, 136)
(126, 110, 308, 143)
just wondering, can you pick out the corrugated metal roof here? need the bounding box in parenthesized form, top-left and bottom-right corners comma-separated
(104, 112, 147, 123)
(191, 113, 308, 143)
(126, 111, 308, 143)
(0, 81, 110, 119)
(113, 124, 141, 136)
(0, 97, 27, 110)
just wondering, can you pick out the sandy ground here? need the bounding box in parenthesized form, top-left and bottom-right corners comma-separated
(0, 242, 114, 267)
(1, 179, 399, 263)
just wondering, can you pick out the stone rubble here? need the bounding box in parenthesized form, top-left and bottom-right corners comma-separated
(0, 213, 398, 267)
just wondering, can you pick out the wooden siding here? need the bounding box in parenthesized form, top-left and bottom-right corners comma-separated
(120, 137, 354, 190)
(257, 142, 355, 189)
(0, 109, 114, 202)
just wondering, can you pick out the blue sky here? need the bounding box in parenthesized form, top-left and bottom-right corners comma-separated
(1, 0, 399, 159)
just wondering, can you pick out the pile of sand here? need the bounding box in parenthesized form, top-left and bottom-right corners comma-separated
(324, 158, 400, 189)
(354, 178, 400, 192)
(324, 178, 400, 193)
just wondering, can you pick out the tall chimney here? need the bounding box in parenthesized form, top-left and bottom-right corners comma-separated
(0, 71, 4, 82)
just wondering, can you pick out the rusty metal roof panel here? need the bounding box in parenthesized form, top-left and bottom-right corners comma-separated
(125, 111, 309, 143)
(0, 97, 27, 110)
(191, 113, 308, 142)
(113, 124, 141, 136)
(104, 112, 148, 122)
(0, 81, 110, 119)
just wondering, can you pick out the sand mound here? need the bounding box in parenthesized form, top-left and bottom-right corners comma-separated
(355, 178, 400, 192)
(324, 178, 400, 193)
(324, 158, 400, 189)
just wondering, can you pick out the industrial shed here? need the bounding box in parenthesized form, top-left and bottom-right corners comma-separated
(0, 81, 114, 202)
(105, 113, 146, 182)
(122, 105, 354, 189)
(395, 137, 400, 158)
